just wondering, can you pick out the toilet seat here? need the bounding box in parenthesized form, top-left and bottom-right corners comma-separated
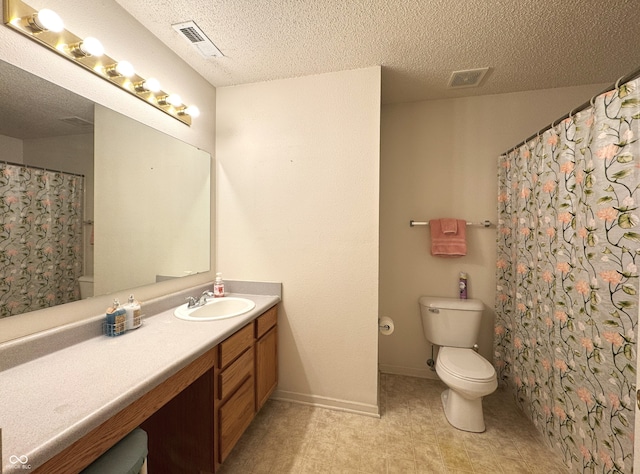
(438, 347, 495, 383)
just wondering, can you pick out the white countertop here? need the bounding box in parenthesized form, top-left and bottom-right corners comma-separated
(0, 292, 279, 472)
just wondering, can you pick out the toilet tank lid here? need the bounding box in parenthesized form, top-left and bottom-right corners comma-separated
(78, 275, 94, 283)
(419, 296, 484, 311)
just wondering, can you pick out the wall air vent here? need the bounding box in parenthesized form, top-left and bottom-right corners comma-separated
(447, 67, 490, 88)
(172, 21, 223, 58)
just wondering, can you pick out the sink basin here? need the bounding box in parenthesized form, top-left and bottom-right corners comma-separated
(174, 297, 256, 321)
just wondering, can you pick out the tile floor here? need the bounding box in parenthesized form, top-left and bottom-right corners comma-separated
(219, 374, 569, 473)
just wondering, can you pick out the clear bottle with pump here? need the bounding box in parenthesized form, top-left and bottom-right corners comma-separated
(124, 294, 142, 329)
(214, 272, 225, 297)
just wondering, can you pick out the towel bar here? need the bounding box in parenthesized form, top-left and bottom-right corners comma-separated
(410, 220, 493, 228)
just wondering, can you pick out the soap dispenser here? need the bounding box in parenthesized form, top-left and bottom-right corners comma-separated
(124, 294, 142, 330)
(214, 272, 225, 297)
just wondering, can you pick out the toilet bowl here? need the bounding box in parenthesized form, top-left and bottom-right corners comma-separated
(418, 296, 497, 432)
(435, 346, 497, 432)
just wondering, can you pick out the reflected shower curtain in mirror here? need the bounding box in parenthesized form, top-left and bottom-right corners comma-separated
(0, 164, 83, 317)
(495, 78, 639, 472)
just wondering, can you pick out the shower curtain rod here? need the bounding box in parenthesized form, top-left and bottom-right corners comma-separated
(1, 160, 84, 178)
(502, 64, 640, 156)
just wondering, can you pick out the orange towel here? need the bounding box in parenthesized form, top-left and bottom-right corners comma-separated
(429, 219, 467, 257)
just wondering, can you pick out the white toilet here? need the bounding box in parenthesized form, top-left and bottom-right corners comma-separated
(418, 296, 497, 432)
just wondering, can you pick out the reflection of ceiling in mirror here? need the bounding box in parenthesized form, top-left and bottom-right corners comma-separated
(0, 60, 94, 139)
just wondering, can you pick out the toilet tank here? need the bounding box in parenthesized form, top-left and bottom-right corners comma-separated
(419, 296, 484, 348)
(78, 275, 94, 299)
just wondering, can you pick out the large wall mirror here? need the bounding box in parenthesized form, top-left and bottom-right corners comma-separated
(0, 59, 211, 320)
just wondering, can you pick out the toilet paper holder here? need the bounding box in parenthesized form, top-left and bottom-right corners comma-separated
(378, 317, 394, 335)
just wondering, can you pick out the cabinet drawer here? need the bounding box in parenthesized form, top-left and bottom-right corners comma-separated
(219, 346, 254, 401)
(219, 323, 254, 369)
(219, 376, 255, 462)
(255, 306, 277, 339)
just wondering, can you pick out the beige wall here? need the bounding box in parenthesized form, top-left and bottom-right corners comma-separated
(0, 135, 23, 162)
(0, 0, 216, 342)
(216, 67, 381, 414)
(379, 84, 606, 378)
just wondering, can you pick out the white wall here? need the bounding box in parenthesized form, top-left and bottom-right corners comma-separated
(94, 105, 210, 295)
(216, 67, 381, 414)
(379, 83, 607, 378)
(0, 0, 216, 342)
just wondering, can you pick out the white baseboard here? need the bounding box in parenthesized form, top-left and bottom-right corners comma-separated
(270, 389, 380, 418)
(378, 364, 440, 380)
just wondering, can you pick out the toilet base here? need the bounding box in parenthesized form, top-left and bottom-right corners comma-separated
(441, 388, 486, 433)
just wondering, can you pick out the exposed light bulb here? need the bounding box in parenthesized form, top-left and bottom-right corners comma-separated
(115, 61, 135, 77)
(178, 105, 200, 118)
(70, 36, 104, 57)
(134, 77, 161, 93)
(31, 8, 64, 32)
(144, 78, 161, 93)
(166, 94, 182, 107)
(81, 37, 104, 57)
(183, 105, 200, 118)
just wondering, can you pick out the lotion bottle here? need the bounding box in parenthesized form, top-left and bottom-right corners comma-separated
(124, 294, 142, 330)
(214, 272, 225, 297)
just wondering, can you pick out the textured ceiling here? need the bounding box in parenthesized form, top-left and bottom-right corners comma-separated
(114, 0, 640, 104)
(0, 60, 94, 140)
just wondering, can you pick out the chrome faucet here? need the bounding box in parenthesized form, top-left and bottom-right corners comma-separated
(186, 290, 216, 309)
(199, 290, 215, 306)
(185, 296, 199, 308)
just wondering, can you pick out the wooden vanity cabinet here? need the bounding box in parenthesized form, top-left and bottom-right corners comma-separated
(133, 305, 278, 473)
(215, 305, 279, 466)
(255, 306, 278, 410)
(216, 323, 256, 466)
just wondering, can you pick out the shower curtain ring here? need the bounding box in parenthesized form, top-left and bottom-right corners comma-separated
(615, 75, 624, 89)
(590, 96, 596, 107)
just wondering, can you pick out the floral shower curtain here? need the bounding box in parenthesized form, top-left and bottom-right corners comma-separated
(495, 78, 640, 473)
(0, 163, 84, 317)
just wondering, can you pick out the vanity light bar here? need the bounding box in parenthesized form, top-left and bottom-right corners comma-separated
(3, 0, 198, 126)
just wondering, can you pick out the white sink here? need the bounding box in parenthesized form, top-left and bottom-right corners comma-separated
(174, 297, 256, 321)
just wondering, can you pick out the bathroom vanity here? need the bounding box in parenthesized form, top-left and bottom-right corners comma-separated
(140, 305, 278, 472)
(0, 283, 280, 473)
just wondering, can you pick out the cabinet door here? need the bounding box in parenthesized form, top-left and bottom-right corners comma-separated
(255, 326, 278, 410)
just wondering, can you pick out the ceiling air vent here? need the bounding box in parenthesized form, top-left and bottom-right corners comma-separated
(448, 67, 490, 88)
(172, 21, 223, 58)
(59, 116, 93, 127)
